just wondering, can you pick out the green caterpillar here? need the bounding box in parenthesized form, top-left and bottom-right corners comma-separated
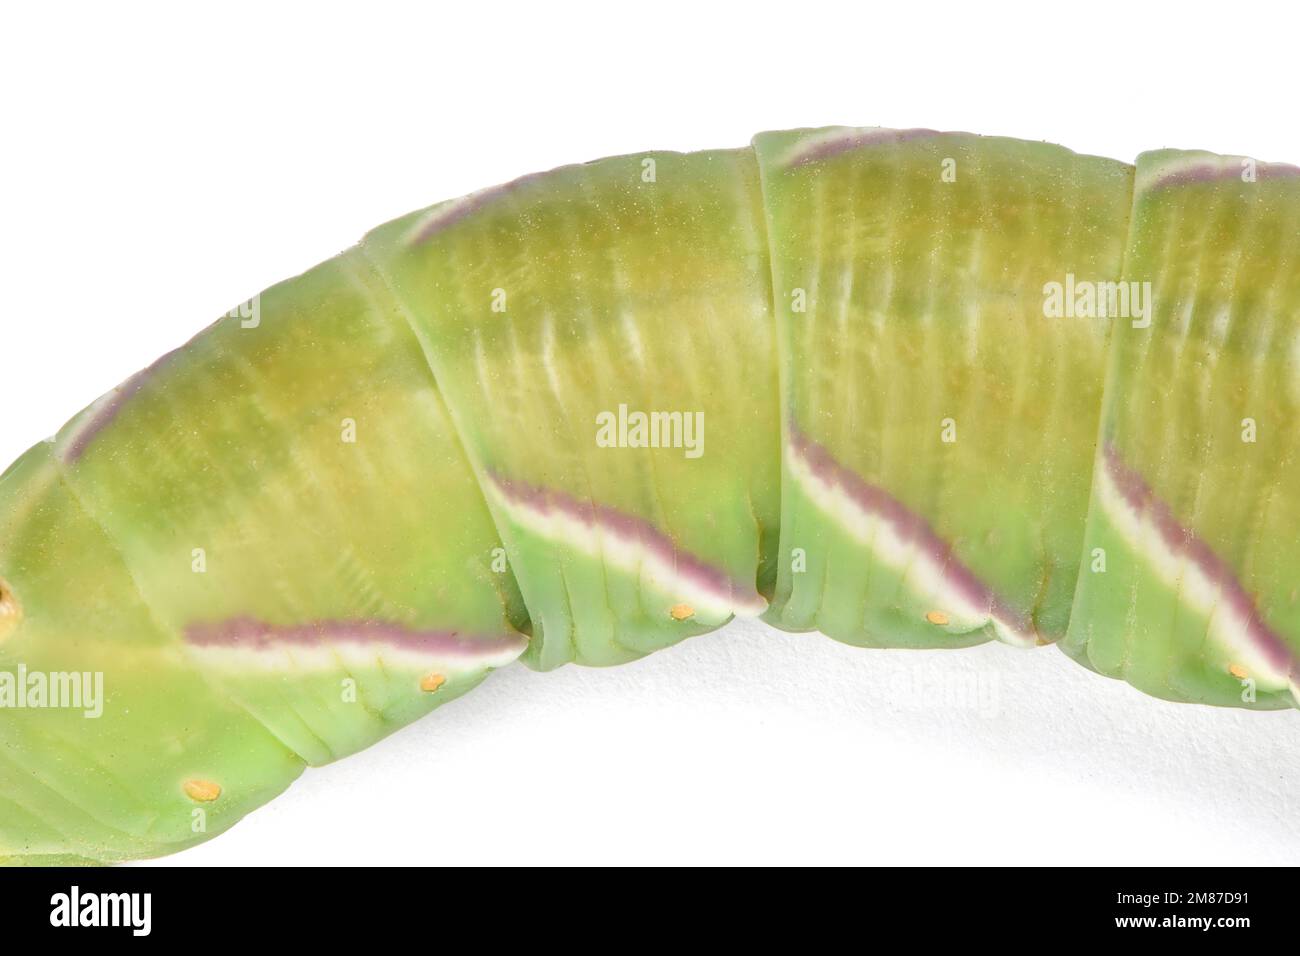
(2, 126, 1297, 864)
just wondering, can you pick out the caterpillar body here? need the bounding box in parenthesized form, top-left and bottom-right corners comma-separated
(1, 126, 1297, 863)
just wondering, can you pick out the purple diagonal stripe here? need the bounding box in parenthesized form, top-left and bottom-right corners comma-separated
(788, 422, 1036, 637)
(1102, 442, 1296, 676)
(62, 347, 182, 463)
(487, 469, 764, 613)
(782, 128, 943, 168)
(185, 616, 528, 661)
(1147, 159, 1300, 192)
(407, 169, 562, 245)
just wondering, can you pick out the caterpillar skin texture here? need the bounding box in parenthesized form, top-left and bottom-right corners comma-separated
(1, 126, 1298, 864)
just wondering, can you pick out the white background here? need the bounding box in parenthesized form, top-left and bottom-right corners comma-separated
(2, 1, 1298, 865)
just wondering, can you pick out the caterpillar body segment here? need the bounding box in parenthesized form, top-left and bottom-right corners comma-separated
(753, 129, 1134, 650)
(0, 441, 304, 864)
(1063, 150, 1300, 709)
(0, 126, 1297, 863)
(0, 249, 529, 862)
(361, 148, 781, 668)
(54, 249, 532, 761)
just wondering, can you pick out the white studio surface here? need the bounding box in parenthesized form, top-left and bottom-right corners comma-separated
(1, 1, 1295, 865)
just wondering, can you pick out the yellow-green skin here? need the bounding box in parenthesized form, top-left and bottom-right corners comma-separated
(0, 128, 1296, 864)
